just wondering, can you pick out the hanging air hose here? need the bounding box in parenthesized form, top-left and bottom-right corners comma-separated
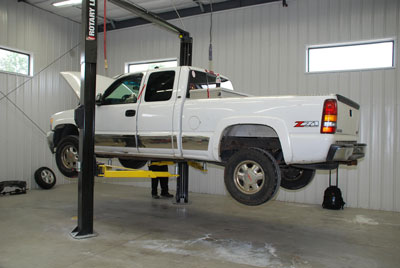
(104, 0, 108, 69)
(208, 0, 213, 71)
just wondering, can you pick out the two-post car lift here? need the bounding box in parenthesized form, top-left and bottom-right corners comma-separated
(71, 0, 193, 239)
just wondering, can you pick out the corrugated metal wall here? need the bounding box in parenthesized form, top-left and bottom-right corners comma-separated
(98, 0, 399, 212)
(0, 0, 80, 188)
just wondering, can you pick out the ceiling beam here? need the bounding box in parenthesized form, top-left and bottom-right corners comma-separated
(100, 0, 283, 32)
(109, 0, 189, 36)
(192, 0, 205, 13)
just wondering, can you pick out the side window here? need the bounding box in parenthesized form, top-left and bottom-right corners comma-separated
(145, 71, 175, 102)
(187, 71, 217, 98)
(103, 74, 143, 105)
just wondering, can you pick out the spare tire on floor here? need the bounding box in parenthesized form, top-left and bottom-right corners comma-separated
(34, 167, 56, 189)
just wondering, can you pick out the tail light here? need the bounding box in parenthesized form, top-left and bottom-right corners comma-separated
(321, 99, 337, 134)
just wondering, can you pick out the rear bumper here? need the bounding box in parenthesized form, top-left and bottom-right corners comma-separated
(291, 142, 366, 170)
(327, 143, 366, 162)
(47, 131, 55, 153)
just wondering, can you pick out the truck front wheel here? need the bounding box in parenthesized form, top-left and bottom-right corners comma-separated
(56, 135, 79, 178)
(224, 148, 281, 206)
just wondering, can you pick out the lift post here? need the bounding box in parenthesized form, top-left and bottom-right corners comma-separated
(179, 33, 193, 66)
(71, 0, 98, 239)
(176, 162, 189, 203)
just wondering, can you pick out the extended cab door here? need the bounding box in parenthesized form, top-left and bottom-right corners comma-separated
(136, 68, 179, 157)
(95, 73, 144, 155)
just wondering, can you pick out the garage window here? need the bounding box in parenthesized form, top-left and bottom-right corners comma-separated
(0, 47, 31, 76)
(307, 39, 395, 73)
(125, 59, 177, 73)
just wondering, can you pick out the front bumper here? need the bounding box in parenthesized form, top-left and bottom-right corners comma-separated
(47, 131, 55, 153)
(327, 143, 366, 162)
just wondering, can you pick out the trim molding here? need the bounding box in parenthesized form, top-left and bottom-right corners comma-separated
(182, 136, 209, 151)
(138, 135, 173, 149)
(95, 134, 209, 151)
(95, 135, 137, 147)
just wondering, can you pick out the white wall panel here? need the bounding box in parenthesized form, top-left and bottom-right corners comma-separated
(0, 0, 80, 189)
(97, 0, 399, 211)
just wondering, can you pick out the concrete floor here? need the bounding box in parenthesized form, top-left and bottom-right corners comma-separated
(0, 183, 399, 268)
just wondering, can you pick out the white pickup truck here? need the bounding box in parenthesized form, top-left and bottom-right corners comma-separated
(47, 66, 365, 205)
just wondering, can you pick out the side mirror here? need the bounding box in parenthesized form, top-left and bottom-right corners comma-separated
(95, 93, 103, 105)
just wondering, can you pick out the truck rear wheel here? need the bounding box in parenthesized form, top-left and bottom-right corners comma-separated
(56, 135, 79, 178)
(224, 148, 281, 206)
(280, 166, 315, 190)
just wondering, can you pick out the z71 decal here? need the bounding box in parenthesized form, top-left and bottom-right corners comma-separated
(294, 121, 319, 127)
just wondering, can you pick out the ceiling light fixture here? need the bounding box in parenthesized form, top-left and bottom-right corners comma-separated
(53, 0, 82, 7)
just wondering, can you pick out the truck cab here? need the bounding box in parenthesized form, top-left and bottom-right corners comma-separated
(93, 67, 235, 159)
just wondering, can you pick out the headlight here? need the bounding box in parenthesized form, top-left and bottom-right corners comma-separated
(50, 118, 54, 129)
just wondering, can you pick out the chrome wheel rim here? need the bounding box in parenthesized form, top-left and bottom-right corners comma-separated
(234, 160, 265, 194)
(40, 169, 55, 184)
(61, 145, 78, 169)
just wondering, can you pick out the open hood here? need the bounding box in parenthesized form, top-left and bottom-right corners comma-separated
(60, 72, 116, 99)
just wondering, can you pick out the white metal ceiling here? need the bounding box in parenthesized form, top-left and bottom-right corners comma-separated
(25, 0, 226, 24)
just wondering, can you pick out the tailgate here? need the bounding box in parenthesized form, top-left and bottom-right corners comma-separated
(335, 94, 360, 136)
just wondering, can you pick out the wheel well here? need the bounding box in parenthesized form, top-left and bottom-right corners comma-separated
(54, 124, 79, 148)
(219, 124, 282, 162)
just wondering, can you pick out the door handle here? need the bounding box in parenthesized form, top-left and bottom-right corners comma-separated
(125, 110, 136, 117)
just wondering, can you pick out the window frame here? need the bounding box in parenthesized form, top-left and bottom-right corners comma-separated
(306, 38, 396, 74)
(125, 58, 177, 74)
(0, 46, 33, 76)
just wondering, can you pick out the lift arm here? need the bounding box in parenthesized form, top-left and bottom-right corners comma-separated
(97, 164, 178, 179)
(108, 0, 193, 66)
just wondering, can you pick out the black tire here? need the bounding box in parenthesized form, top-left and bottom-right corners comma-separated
(224, 148, 281, 206)
(118, 158, 147, 169)
(34, 167, 56, 189)
(280, 166, 315, 190)
(56, 135, 79, 178)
